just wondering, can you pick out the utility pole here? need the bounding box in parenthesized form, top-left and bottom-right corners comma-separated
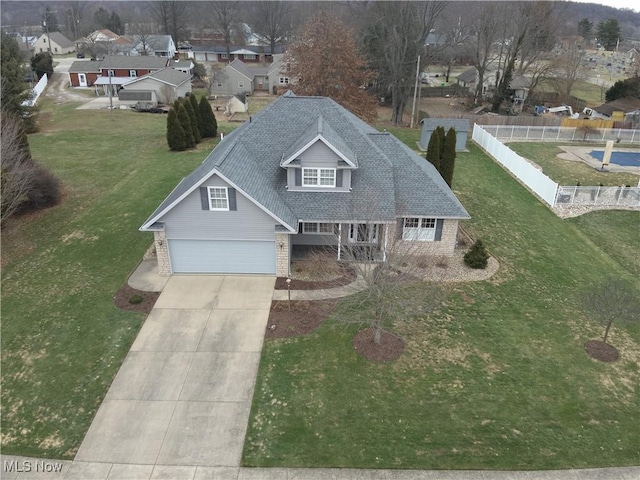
(410, 54, 421, 129)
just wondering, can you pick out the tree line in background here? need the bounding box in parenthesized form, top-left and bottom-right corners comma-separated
(167, 94, 218, 151)
(0, 33, 61, 225)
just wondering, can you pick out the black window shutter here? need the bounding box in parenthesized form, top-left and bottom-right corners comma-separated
(336, 169, 343, 187)
(435, 219, 444, 241)
(200, 187, 209, 210)
(294, 168, 302, 186)
(396, 218, 404, 240)
(228, 188, 237, 211)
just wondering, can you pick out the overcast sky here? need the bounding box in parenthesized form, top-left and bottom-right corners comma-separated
(573, 0, 640, 13)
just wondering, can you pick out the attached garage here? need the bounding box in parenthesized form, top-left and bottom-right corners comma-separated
(168, 239, 276, 274)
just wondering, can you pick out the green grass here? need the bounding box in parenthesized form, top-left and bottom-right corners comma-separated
(508, 143, 638, 187)
(242, 134, 640, 469)
(0, 97, 228, 458)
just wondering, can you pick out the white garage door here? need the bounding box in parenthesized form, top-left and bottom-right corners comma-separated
(169, 240, 276, 274)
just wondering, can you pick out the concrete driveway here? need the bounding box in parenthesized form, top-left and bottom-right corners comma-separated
(75, 275, 274, 469)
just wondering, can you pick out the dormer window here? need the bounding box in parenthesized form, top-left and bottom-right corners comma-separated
(302, 167, 335, 187)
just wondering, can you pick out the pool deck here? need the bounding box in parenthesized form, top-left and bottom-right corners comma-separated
(558, 146, 640, 175)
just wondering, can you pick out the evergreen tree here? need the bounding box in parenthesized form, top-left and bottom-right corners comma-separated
(182, 96, 201, 144)
(31, 52, 53, 79)
(605, 76, 640, 102)
(174, 100, 195, 147)
(597, 18, 621, 51)
(199, 96, 218, 138)
(464, 239, 489, 269)
(1, 33, 31, 119)
(166, 108, 187, 151)
(425, 130, 441, 171)
(578, 18, 593, 42)
(440, 128, 457, 187)
(188, 94, 203, 137)
(436, 126, 446, 165)
(108, 11, 124, 35)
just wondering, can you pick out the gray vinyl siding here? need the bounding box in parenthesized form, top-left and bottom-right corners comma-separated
(299, 141, 340, 166)
(160, 175, 277, 241)
(286, 141, 352, 192)
(210, 68, 253, 96)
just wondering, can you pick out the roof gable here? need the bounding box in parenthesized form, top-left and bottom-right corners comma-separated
(280, 116, 357, 168)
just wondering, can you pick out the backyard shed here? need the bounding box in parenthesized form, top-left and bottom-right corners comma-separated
(419, 118, 470, 152)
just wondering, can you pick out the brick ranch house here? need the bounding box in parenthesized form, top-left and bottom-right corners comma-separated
(140, 92, 469, 276)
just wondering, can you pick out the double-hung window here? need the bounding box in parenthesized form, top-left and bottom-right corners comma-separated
(129, 70, 137, 77)
(302, 222, 334, 235)
(279, 77, 290, 84)
(208, 187, 229, 210)
(402, 217, 436, 241)
(302, 168, 335, 187)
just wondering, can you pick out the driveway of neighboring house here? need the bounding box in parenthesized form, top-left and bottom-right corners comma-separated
(74, 275, 275, 468)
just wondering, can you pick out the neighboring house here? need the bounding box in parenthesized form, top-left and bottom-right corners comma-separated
(419, 119, 470, 152)
(35, 31, 74, 55)
(68, 60, 102, 87)
(591, 97, 640, 125)
(140, 92, 469, 276)
(119, 67, 192, 105)
(226, 93, 248, 114)
(169, 58, 194, 75)
(191, 44, 283, 63)
(456, 67, 476, 90)
(68, 55, 170, 96)
(210, 59, 256, 96)
(76, 29, 132, 57)
(126, 35, 176, 58)
(267, 54, 293, 94)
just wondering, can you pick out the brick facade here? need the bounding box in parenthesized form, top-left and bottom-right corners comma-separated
(386, 219, 459, 257)
(154, 231, 171, 276)
(276, 233, 290, 277)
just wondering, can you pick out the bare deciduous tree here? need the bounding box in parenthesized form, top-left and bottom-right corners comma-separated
(246, 1, 294, 55)
(284, 12, 377, 123)
(550, 44, 588, 101)
(209, 1, 241, 60)
(1, 115, 37, 223)
(150, 1, 190, 43)
(359, 1, 446, 125)
(582, 277, 640, 344)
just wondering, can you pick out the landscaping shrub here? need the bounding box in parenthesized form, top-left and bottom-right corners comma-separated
(17, 163, 62, 215)
(199, 96, 218, 138)
(188, 93, 203, 138)
(128, 294, 143, 304)
(464, 239, 489, 269)
(182, 96, 201, 144)
(166, 108, 187, 151)
(174, 100, 195, 148)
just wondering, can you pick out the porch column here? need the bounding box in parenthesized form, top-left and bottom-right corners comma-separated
(337, 223, 342, 261)
(383, 224, 388, 262)
(275, 233, 290, 277)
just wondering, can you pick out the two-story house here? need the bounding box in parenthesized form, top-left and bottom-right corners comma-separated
(140, 92, 469, 276)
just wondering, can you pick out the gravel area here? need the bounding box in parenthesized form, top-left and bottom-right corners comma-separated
(411, 250, 500, 283)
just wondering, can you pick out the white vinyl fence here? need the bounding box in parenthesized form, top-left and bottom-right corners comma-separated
(555, 185, 640, 207)
(473, 124, 559, 206)
(21, 74, 48, 107)
(481, 125, 640, 145)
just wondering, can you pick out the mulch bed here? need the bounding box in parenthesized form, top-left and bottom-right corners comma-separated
(113, 283, 160, 315)
(353, 328, 405, 362)
(584, 340, 619, 362)
(274, 265, 357, 290)
(266, 300, 338, 338)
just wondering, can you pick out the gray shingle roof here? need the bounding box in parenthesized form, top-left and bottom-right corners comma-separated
(100, 55, 168, 70)
(141, 94, 468, 231)
(125, 67, 191, 87)
(69, 60, 102, 73)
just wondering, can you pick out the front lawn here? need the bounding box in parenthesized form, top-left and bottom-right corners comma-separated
(508, 142, 638, 187)
(243, 137, 640, 469)
(1, 98, 230, 458)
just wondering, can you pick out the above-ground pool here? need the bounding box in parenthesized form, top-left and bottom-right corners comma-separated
(589, 150, 640, 167)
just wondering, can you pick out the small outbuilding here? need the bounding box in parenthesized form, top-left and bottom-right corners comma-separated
(419, 118, 471, 152)
(226, 93, 248, 114)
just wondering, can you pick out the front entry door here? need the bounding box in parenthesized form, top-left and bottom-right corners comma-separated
(78, 73, 87, 87)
